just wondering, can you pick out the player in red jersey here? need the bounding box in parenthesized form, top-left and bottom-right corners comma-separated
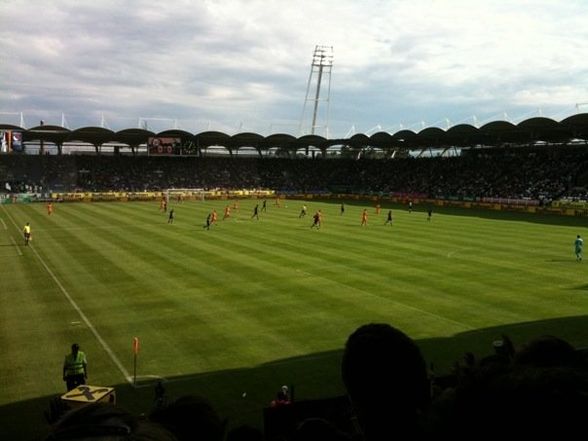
(361, 208, 368, 226)
(311, 210, 322, 229)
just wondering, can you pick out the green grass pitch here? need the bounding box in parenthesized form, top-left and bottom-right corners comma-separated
(1, 199, 587, 438)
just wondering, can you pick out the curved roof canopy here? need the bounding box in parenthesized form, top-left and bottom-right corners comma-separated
(517, 117, 571, 142)
(195, 131, 231, 148)
(69, 127, 116, 145)
(559, 113, 588, 139)
(264, 133, 297, 149)
(1, 114, 586, 152)
(116, 128, 155, 146)
(391, 129, 419, 148)
(24, 125, 71, 144)
(348, 134, 371, 148)
(418, 127, 446, 146)
(369, 132, 394, 148)
(446, 124, 485, 146)
(157, 129, 195, 140)
(230, 132, 264, 149)
(0, 124, 25, 131)
(297, 135, 327, 149)
(479, 121, 527, 143)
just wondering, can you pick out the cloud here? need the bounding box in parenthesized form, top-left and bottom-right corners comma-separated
(1, 0, 587, 135)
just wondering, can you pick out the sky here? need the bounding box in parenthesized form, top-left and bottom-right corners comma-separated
(1, 0, 587, 137)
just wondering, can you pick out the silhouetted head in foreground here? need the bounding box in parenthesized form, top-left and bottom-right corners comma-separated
(45, 403, 176, 441)
(149, 395, 226, 441)
(341, 323, 430, 439)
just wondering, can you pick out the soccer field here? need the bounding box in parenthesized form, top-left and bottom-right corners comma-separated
(1, 199, 587, 438)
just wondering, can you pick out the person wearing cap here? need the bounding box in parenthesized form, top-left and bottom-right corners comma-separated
(63, 343, 88, 391)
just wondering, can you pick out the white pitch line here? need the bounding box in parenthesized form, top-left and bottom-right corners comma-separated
(1, 205, 133, 385)
(9, 236, 22, 256)
(0, 216, 7, 230)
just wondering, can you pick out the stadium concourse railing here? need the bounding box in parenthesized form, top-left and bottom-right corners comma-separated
(1, 191, 588, 217)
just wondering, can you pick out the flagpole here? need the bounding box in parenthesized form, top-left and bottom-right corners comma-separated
(133, 337, 139, 385)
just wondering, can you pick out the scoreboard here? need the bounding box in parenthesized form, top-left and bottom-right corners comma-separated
(147, 137, 181, 155)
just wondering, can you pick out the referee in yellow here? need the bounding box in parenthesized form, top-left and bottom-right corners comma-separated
(23, 222, 31, 246)
(63, 343, 88, 391)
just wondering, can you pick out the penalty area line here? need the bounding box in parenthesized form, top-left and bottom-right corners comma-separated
(0, 216, 7, 230)
(1, 205, 133, 385)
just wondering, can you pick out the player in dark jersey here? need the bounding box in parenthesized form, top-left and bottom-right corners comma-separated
(311, 210, 322, 229)
(204, 212, 212, 230)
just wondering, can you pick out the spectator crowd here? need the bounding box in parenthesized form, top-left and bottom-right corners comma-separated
(1, 146, 587, 201)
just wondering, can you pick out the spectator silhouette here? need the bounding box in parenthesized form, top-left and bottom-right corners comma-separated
(292, 417, 351, 441)
(153, 380, 167, 411)
(149, 394, 226, 441)
(226, 424, 264, 441)
(514, 334, 587, 369)
(446, 335, 588, 438)
(341, 323, 430, 440)
(44, 402, 176, 440)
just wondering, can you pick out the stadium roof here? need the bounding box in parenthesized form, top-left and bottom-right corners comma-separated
(1, 114, 587, 154)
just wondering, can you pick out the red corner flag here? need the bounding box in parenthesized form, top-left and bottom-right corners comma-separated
(132, 337, 140, 385)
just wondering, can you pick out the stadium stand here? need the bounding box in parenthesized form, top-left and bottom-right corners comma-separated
(1, 147, 587, 202)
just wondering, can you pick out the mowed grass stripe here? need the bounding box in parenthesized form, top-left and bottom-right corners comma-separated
(108, 199, 584, 326)
(148, 204, 484, 332)
(13, 199, 584, 336)
(3, 201, 588, 406)
(37, 203, 469, 370)
(29, 205, 257, 375)
(108, 199, 580, 288)
(120, 201, 532, 332)
(240, 203, 587, 321)
(204, 214, 525, 329)
(91, 203, 441, 340)
(59, 204, 353, 373)
(6, 204, 181, 384)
